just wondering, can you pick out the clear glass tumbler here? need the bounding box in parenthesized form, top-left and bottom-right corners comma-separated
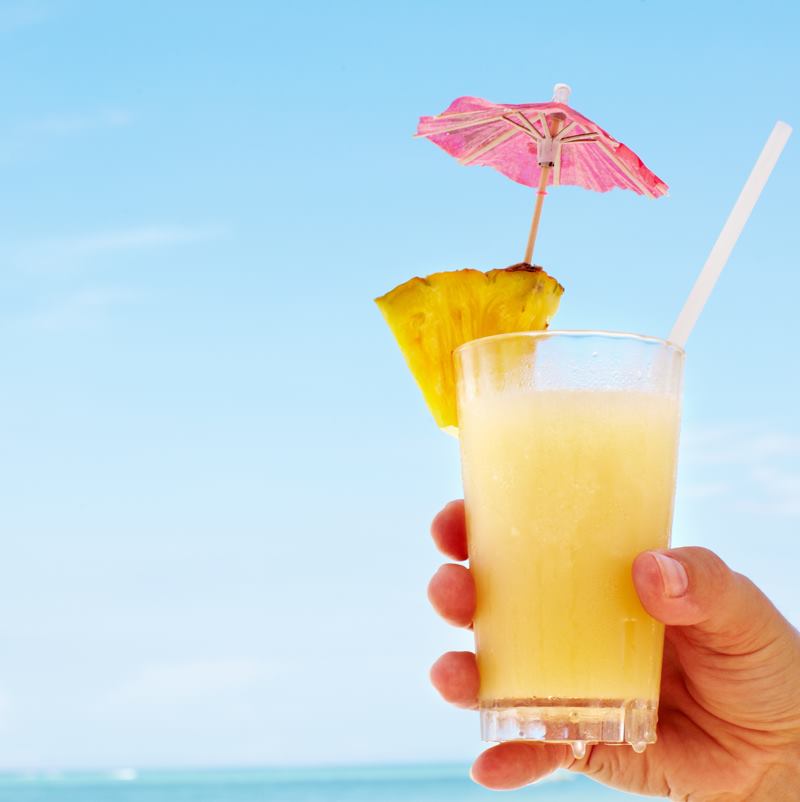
(454, 331, 684, 756)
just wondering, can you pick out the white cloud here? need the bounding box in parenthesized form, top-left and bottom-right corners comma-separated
(9, 224, 228, 272)
(101, 659, 271, 711)
(26, 108, 133, 135)
(682, 426, 800, 466)
(745, 465, 800, 518)
(25, 286, 134, 332)
(5, 223, 228, 332)
(0, 105, 132, 166)
(681, 424, 800, 518)
(63, 225, 223, 253)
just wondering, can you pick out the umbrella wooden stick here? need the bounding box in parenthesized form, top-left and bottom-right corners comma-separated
(524, 164, 551, 265)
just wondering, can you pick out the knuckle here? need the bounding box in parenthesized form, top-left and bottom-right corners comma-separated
(698, 549, 732, 592)
(680, 546, 732, 593)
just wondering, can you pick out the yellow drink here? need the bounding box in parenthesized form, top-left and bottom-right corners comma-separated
(455, 332, 684, 753)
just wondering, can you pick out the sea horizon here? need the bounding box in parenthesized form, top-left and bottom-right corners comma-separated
(0, 761, 652, 800)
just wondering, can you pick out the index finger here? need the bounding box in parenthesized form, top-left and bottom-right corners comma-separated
(431, 500, 468, 561)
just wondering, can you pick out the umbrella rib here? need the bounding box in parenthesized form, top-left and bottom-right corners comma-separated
(595, 139, 654, 197)
(553, 144, 562, 186)
(553, 120, 576, 139)
(459, 126, 520, 165)
(561, 132, 600, 144)
(413, 114, 509, 137)
(537, 113, 550, 139)
(433, 106, 515, 119)
(551, 122, 576, 185)
(510, 111, 543, 140)
(502, 114, 542, 141)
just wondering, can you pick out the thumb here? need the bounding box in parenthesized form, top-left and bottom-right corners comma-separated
(632, 546, 786, 654)
(632, 546, 800, 734)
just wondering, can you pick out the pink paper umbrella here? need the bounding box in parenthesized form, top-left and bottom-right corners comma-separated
(417, 84, 668, 264)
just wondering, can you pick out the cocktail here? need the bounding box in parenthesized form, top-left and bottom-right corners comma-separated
(456, 331, 683, 752)
(376, 85, 790, 758)
(377, 268, 683, 753)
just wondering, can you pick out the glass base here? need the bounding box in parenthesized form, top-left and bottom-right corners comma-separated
(480, 698, 657, 757)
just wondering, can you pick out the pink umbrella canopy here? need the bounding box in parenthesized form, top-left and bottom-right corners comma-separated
(417, 87, 667, 197)
(417, 84, 668, 263)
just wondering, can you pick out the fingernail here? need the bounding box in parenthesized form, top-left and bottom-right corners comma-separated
(651, 552, 689, 598)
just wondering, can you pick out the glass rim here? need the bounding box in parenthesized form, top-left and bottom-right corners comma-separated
(454, 329, 686, 358)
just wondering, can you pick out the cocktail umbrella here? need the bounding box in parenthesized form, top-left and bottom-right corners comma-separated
(417, 84, 668, 264)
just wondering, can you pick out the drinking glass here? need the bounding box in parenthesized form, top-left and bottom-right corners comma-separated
(454, 331, 684, 756)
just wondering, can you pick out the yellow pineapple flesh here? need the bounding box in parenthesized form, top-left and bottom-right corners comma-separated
(375, 263, 564, 431)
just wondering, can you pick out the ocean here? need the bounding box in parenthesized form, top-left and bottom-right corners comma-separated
(0, 765, 653, 801)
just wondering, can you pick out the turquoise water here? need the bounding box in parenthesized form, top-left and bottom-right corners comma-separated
(0, 766, 653, 801)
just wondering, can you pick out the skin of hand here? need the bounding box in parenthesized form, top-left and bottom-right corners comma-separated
(428, 500, 800, 801)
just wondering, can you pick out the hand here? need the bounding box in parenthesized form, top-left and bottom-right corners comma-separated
(428, 500, 800, 801)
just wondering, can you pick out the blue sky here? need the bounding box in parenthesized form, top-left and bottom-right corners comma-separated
(0, 0, 798, 774)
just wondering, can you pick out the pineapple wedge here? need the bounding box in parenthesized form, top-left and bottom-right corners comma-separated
(375, 263, 564, 431)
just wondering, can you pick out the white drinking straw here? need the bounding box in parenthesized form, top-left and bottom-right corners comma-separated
(669, 121, 793, 348)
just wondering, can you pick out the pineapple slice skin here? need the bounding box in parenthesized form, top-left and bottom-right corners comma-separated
(376, 264, 564, 430)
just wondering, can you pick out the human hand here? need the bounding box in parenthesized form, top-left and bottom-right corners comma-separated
(428, 500, 800, 800)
